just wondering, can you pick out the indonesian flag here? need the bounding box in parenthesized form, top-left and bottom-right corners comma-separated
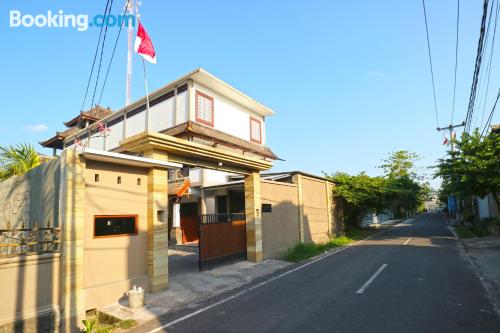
(134, 22, 156, 64)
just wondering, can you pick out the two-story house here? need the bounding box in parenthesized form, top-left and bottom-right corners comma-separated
(42, 68, 279, 245)
(29, 69, 335, 320)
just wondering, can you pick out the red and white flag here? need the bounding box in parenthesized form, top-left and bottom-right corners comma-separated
(134, 22, 156, 64)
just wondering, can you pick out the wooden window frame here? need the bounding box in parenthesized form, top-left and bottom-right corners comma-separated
(249, 117, 262, 144)
(195, 90, 215, 127)
(93, 214, 138, 239)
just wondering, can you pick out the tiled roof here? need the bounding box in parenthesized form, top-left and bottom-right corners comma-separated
(161, 121, 280, 160)
(41, 105, 113, 149)
(39, 127, 80, 149)
(64, 105, 113, 127)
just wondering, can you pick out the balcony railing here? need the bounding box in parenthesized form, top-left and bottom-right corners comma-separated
(200, 213, 246, 224)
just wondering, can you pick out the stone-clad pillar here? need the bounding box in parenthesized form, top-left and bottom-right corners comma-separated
(59, 149, 86, 332)
(144, 149, 169, 292)
(245, 172, 262, 262)
(326, 181, 333, 236)
(292, 174, 305, 243)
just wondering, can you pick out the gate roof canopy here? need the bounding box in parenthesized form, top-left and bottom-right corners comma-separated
(117, 131, 273, 175)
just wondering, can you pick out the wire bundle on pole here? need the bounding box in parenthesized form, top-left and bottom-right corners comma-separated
(465, 0, 490, 133)
(475, 0, 500, 131)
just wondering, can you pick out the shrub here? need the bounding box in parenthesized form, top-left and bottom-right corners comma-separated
(284, 228, 377, 262)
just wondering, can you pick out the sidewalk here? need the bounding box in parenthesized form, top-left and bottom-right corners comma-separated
(101, 248, 290, 326)
(445, 213, 500, 314)
(461, 236, 500, 315)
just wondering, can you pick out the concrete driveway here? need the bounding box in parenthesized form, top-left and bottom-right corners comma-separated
(103, 245, 289, 326)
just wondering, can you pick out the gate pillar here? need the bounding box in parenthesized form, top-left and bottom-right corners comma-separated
(244, 172, 262, 262)
(144, 149, 169, 292)
(59, 149, 86, 332)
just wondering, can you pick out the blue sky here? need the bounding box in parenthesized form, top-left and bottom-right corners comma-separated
(1, 1, 498, 188)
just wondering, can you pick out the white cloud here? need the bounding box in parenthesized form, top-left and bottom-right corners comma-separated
(25, 124, 49, 133)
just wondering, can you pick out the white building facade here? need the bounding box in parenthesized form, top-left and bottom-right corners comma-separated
(62, 68, 278, 244)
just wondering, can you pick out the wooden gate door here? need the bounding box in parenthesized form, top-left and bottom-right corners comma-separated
(198, 213, 246, 270)
(180, 203, 199, 243)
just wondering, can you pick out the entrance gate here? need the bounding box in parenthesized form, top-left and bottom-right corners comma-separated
(198, 213, 247, 271)
(180, 203, 199, 243)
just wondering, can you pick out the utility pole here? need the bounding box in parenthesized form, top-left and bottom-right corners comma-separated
(436, 121, 465, 151)
(436, 121, 465, 221)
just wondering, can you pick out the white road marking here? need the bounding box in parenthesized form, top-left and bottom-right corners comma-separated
(356, 264, 388, 294)
(404, 237, 412, 245)
(147, 231, 384, 333)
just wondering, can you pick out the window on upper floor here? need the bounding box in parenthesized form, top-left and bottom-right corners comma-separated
(250, 117, 262, 144)
(195, 90, 214, 127)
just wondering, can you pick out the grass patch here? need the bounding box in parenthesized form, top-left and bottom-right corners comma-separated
(82, 317, 138, 332)
(453, 225, 477, 239)
(326, 236, 351, 247)
(284, 243, 323, 262)
(116, 319, 138, 330)
(284, 228, 377, 262)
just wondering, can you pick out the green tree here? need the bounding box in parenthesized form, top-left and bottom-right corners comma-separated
(326, 172, 388, 228)
(435, 129, 499, 202)
(0, 143, 41, 181)
(380, 150, 427, 216)
(379, 150, 420, 179)
(385, 176, 429, 216)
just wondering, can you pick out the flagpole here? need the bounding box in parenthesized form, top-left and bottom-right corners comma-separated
(142, 57, 151, 132)
(125, 0, 134, 106)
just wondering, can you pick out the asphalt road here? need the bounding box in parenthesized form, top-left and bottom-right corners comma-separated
(137, 213, 500, 333)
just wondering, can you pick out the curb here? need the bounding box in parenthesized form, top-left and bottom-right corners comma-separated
(444, 213, 500, 318)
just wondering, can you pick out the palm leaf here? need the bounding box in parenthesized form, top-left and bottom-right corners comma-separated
(0, 143, 40, 181)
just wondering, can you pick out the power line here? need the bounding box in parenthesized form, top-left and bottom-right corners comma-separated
(79, 0, 111, 116)
(473, 0, 497, 129)
(422, 0, 440, 128)
(481, 89, 500, 136)
(98, 0, 132, 106)
(89, 0, 115, 113)
(76, 0, 113, 136)
(466, 0, 491, 131)
(479, 0, 500, 129)
(451, 0, 460, 125)
(465, 0, 490, 133)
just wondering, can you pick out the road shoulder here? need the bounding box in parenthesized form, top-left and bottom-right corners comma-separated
(459, 236, 500, 316)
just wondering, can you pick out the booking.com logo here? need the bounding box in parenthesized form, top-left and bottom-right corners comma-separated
(9, 10, 135, 32)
